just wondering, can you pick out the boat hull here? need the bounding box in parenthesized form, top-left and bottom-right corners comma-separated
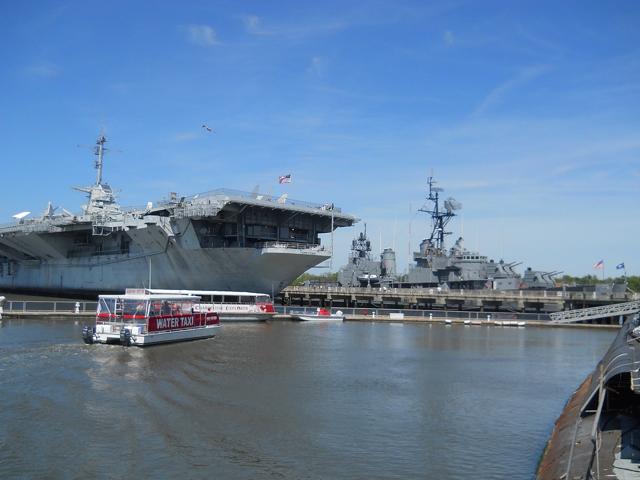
(0, 245, 328, 296)
(94, 324, 220, 346)
(217, 312, 274, 322)
(295, 314, 344, 322)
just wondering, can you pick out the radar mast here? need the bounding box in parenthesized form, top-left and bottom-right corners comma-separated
(418, 176, 457, 254)
(73, 133, 120, 217)
(94, 134, 107, 185)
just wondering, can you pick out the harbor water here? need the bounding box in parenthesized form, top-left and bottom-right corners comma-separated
(0, 319, 614, 479)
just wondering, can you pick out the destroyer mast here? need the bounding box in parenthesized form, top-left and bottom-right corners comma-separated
(417, 176, 461, 255)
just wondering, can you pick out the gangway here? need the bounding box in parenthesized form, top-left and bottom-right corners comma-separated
(550, 300, 640, 324)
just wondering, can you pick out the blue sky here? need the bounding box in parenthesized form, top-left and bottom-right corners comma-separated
(0, 1, 638, 277)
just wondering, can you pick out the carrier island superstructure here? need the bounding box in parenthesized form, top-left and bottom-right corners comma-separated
(0, 135, 356, 296)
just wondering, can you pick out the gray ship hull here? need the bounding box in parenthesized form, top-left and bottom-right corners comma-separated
(0, 245, 329, 296)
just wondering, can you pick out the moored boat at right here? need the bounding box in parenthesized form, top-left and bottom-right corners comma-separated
(292, 307, 344, 322)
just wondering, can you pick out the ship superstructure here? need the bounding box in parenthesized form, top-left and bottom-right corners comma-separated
(337, 175, 557, 290)
(337, 226, 396, 287)
(0, 135, 356, 295)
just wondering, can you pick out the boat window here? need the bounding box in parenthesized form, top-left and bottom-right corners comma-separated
(256, 295, 271, 303)
(149, 300, 191, 316)
(212, 295, 223, 303)
(224, 295, 239, 303)
(123, 299, 147, 317)
(149, 301, 164, 317)
(98, 297, 116, 315)
(240, 296, 255, 304)
(179, 301, 195, 312)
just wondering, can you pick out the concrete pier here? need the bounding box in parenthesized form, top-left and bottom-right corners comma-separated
(280, 285, 637, 313)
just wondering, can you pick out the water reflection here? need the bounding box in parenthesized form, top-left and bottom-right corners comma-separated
(0, 319, 616, 479)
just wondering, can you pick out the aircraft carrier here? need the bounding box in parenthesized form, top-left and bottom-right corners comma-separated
(0, 135, 356, 296)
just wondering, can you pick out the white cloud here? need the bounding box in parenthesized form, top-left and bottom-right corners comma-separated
(242, 15, 272, 36)
(240, 14, 346, 39)
(182, 24, 219, 46)
(472, 64, 549, 117)
(25, 62, 60, 77)
(307, 56, 328, 77)
(443, 30, 454, 46)
(173, 132, 199, 142)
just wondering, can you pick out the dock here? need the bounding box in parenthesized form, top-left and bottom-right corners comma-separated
(0, 298, 628, 327)
(280, 285, 637, 313)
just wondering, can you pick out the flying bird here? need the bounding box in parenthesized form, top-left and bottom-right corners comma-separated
(201, 124, 214, 133)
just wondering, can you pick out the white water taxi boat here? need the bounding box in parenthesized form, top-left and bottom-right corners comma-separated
(147, 289, 276, 322)
(83, 291, 220, 346)
(293, 308, 344, 322)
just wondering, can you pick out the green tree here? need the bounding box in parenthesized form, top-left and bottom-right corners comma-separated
(291, 272, 338, 286)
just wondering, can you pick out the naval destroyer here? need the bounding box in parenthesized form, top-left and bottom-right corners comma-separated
(338, 176, 559, 290)
(0, 135, 356, 296)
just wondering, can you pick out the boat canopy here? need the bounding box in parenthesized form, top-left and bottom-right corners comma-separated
(98, 294, 201, 319)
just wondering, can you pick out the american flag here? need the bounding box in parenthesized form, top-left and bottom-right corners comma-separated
(593, 260, 604, 270)
(278, 174, 292, 184)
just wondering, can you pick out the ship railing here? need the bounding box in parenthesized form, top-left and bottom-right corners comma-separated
(1, 300, 98, 315)
(257, 241, 326, 251)
(274, 305, 551, 322)
(116, 189, 345, 215)
(282, 285, 633, 302)
(180, 188, 343, 213)
(172, 204, 222, 219)
(0, 221, 66, 233)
